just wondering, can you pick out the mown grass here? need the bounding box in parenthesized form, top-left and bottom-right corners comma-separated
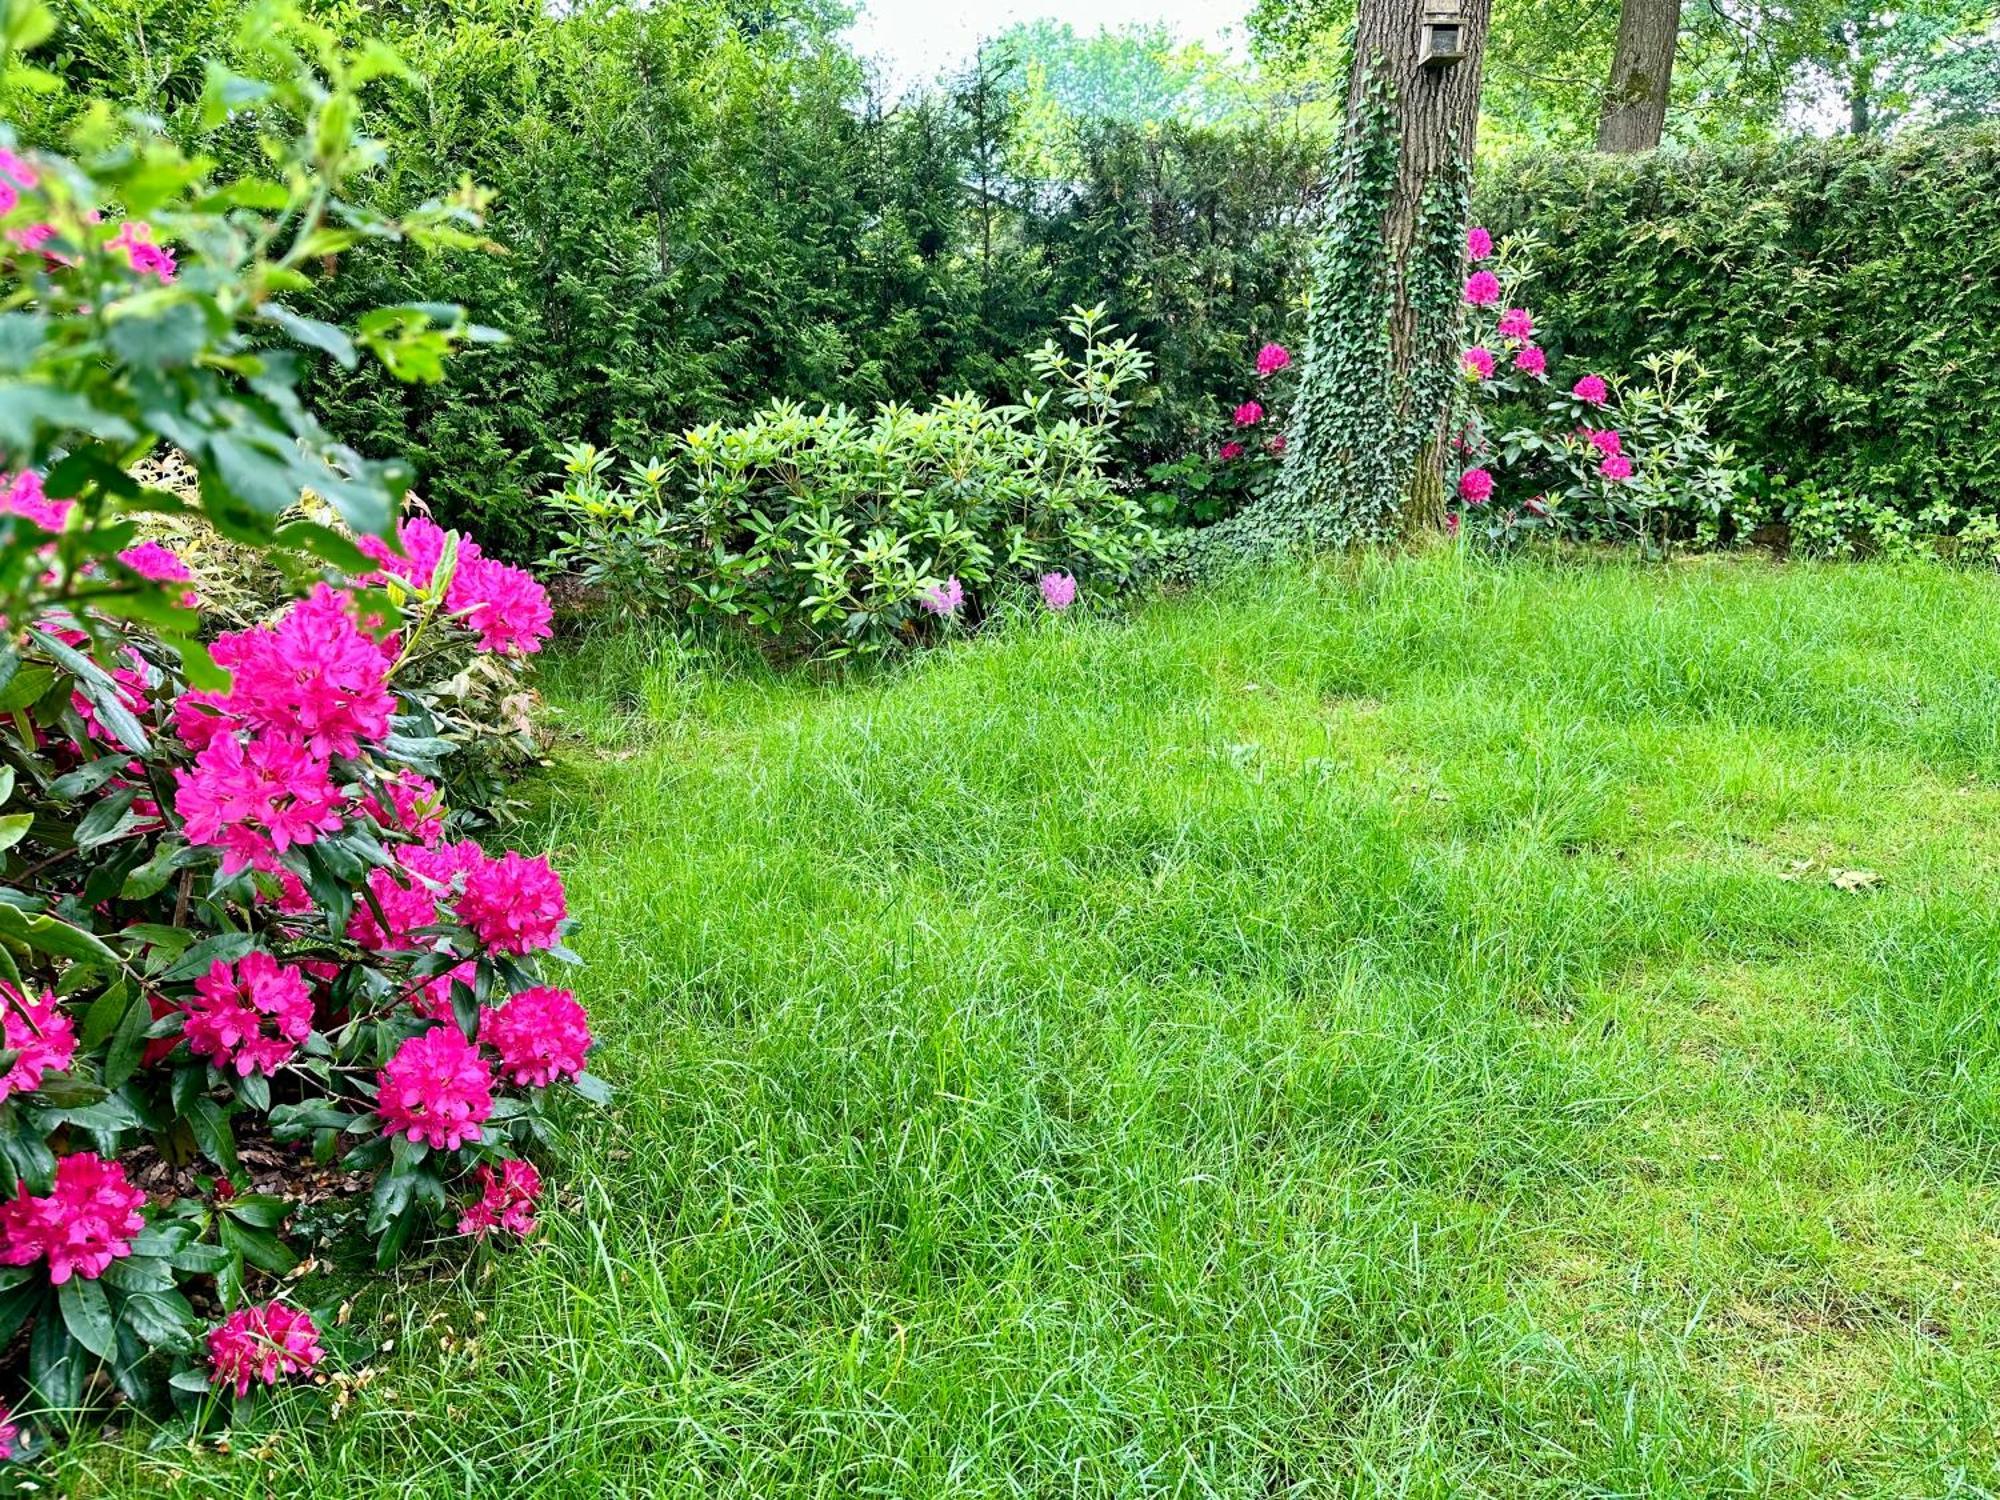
(57, 552, 2000, 1496)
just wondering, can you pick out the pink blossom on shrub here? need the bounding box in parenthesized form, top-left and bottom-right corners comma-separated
(0, 1404, 15, 1459)
(207, 584, 395, 758)
(0, 1153, 145, 1284)
(1445, 512, 1462, 536)
(451, 555, 554, 656)
(1461, 346, 1495, 381)
(1572, 375, 1610, 406)
(107, 220, 175, 283)
(1254, 343, 1291, 378)
(276, 871, 315, 915)
(349, 867, 441, 952)
(360, 772, 445, 847)
(1038, 572, 1076, 612)
(1599, 453, 1635, 482)
(412, 960, 478, 1022)
(1233, 400, 1264, 428)
(404, 837, 487, 892)
(1586, 428, 1624, 458)
(456, 852, 567, 954)
(6, 222, 56, 257)
(0, 147, 37, 191)
(359, 516, 461, 591)
(1, 472, 69, 534)
(182, 952, 313, 1076)
(1515, 345, 1547, 376)
(173, 731, 347, 875)
(1466, 226, 1493, 260)
(1458, 468, 1496, 506)
(1464, 271, 1501, 307)
(479, 987, 591, 1088)
(117, 540, 191, 584)
(919, 577, 964, 617)
(0, 984, 75, 1102)
(377, 1025, 495, 1151)
(1497, 308, 1535, 341)
(206, 1301, 324, 1397)
(1218, 441, 1245, 461)
(1266, 434, 1287, 455)
(68, 647, 152, 751)
(458, 1158, 541, 1238)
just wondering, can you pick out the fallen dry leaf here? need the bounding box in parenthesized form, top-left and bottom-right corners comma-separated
(1830, 868, 1883, 892)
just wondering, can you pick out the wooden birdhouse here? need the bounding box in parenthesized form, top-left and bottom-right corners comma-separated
(1420, 3, 1468, 68)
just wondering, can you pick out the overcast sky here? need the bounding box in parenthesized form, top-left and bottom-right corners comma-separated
(845, 0, 1252, 91)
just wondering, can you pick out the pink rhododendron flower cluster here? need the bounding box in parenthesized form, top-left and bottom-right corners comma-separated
(1255, 343, 1291, 378)
(1466, 226, 1493, 261)
(183, 952, 313, 1076)
(1266, 434, 1287, 455)
(0, 1153, 145, 1284)
(108, 220, 175, 283)
(1, 471, 69, 534)
(456, 852, 568, 954)
(173, 731, 348, 875)
(1233, 400, 1264, 428)
(1039, 571, 1076, 612)
(458, 1158, 541, 1238)
(1462, 346, 1495, 381)
(1573, 375, 1609, 406)
(360, 771, 445, 847)
(1464, 271, 1501, 307)
(377, 1025, 495, 1150)
(1458, 468, 1495, 505)
(480, 987, 592, 1087)
(360, 517, 553, 655)
(205, 584, 395, 758)
(206, 1301, 324, 1397)
(0, 984, 76, 1102)
(413, 959, 479, 1022)
(1586, 428, 1623, 458)
(0, 1404, 15, 1460)
(1600, 453, 1635, 481)
(1497, 308, 1535, 342)
(1515, 346, 1547, 376)
(1218, 441, 1245, 461)
(350, 866, 441, 952)
(117, 540, 191, 584)
(920, 576, 964, 617)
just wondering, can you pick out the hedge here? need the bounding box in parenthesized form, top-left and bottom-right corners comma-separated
(1477, 127, 2000, 522)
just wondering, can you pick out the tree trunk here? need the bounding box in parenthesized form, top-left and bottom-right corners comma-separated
(1596, 0, 1682, 152)
(1163, 0, 1494, 574)
(1347, 0, 1495, 533)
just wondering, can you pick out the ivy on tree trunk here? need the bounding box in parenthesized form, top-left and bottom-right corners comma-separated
(1167, 0, 1492, 576)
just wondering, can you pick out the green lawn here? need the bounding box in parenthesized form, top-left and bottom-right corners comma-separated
(64, 553, 2000, 1496)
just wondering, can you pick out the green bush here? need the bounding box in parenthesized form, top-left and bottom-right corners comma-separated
(1478, 128, 2000, 536)
(544, 308, 1159, 659)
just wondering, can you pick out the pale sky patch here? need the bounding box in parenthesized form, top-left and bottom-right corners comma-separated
(845, 0, 1253, 92)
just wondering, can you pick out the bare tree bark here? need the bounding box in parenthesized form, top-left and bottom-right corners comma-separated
(1597, 0, 1683, 152)
(1350, 0, 1494, 531)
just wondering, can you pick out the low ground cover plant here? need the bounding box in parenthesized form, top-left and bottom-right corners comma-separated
(0, 5, 598, 1456)
(544, 306, 1153, 659)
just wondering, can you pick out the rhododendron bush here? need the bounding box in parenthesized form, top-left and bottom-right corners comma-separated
(1448, 229, 1741, 551)
(0, 6, 600, 1450)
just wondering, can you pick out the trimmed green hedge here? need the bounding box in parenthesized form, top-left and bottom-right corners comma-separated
(1478, 128, 2000, 522)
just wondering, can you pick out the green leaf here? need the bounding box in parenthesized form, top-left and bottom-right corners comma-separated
(262, 305, 358, 369)
(0, 902, 119, 965)
(116, 1287, 197, 1352)
(219, 1193, 288, 1230)
(29, 1289, 82, 1409)
(217, 1217, 296, 1276)
(103, 984, 153, 1088)
(0, 665, 55, 713)
(0, 813, 30, 854)
(59, 1275, 115, 1360)
(186, 1096, 238, 1175)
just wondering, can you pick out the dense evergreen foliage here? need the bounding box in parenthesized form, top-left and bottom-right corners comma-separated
(1478, 127, 2000, 532)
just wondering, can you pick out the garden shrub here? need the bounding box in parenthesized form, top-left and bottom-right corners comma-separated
(1449, 226, 1742, 550)
(1477, 127, 2000, 538)
(545, 307, 1153, 659)
(0, 7, 598, 1451)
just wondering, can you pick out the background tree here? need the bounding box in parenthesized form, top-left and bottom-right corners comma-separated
(1598, 0, 1684, 149)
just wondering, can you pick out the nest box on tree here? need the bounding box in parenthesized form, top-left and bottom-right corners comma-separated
(1420, 3, 1468, 67)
